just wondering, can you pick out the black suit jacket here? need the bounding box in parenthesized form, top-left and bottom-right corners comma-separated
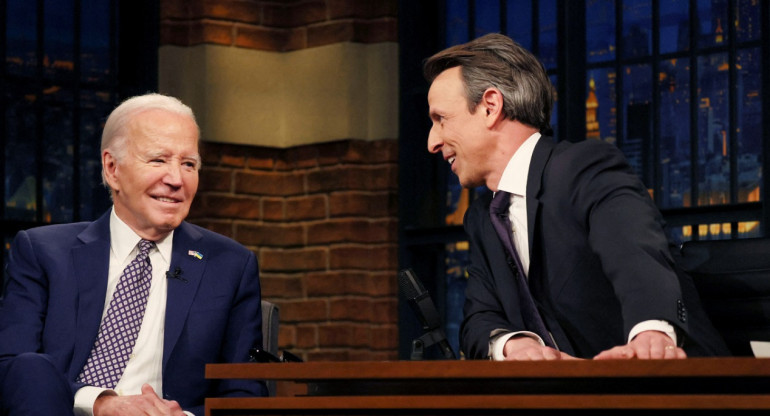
(460, 138, 729, 359)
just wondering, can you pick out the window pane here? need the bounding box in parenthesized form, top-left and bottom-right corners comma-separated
(506, 0, 532, 50)
(79, 90, 112, 221)
(586, 68, 617, 143)
(81, 0, 112, 83)
(622, 0, 651, 59)
(6, 0, 37, 77)
(735, 0, 760, 42)
(446, 171, 466, 226)
(697, 0, 728, 49)
(42, 87, 74, 223)
(44, 0, 74, 80)
(475, 0, 500, 37)
(538, 0, 557, 69)
(4, 88, 38, 221)
(447, 0, 469, 46)
(738, 221, 761, 238)
(659, 58, 691, 209)
(587, 0, 616, 63)
(621, 64, 653, 187)
(659, 0, 689, 54)
(737, 47, 762, 204)
(697, 53, 730, 206)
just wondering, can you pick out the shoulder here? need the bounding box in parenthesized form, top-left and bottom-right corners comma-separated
(177, 221, 254, 258)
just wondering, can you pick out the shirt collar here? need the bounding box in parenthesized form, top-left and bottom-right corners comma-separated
(110, 206, 174, 264)
(497, 132, 541, 197)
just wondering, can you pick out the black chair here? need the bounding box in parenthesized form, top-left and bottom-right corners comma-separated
(260, 300, 280, 395)
(675, 237, 770, 356)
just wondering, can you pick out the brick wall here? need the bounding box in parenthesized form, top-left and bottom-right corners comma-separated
(161, 0, 398, 51)
(188, 139, 399, 361)
(161, 0, 400, 363)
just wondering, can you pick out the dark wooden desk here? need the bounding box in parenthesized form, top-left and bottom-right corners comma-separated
(205, 358, 770, 415)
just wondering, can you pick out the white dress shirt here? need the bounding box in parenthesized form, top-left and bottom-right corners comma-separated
(74, 207, 174, 415)
(488, 133, 676, 360)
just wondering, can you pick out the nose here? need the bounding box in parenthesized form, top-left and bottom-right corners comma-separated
(164, 163, 183, 188)
(427, 127, 443, 154)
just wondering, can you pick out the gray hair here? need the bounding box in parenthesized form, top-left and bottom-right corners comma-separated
(101, 93, 200, 187)
(423, 33, 553, 132)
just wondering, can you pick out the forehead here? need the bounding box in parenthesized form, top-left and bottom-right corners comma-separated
(428, 67, 466, 106)
(128, 109, 199, 148)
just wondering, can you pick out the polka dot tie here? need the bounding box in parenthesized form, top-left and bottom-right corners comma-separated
(77, 239, 154, 389)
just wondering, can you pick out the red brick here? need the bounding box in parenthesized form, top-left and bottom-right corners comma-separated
(353, 18, 398, 43)
(203, 0, 261, 24)
(339, 139, 398, 164)
(236, 223, 304, 247)
(195, 19, 235, 46)
(318, 323, 369, 347)
(370, 325, 398, 349)
(305, 271, 396, 297)
(235, 171, 305, 196)
(261, 198, 285, 221)
(307, 350, 350, 362)
(278, 324, 296, 348)
(275, 145, 320, 171)
(329, 191, 396, 217)
(295, 324, 318, 349)
(348, 350, 396, 361)
(285, 195, 327, 221)
(197, 194, 261, 219)
(280, 299, 328, 322)
(330, 245, 397, 270)
(199, 167, 232, 192)
(307, 165, 396, 193)
(160, 21, 194, 46)
(307, 20, 356, 48)
(258, 275, 304, 299)
(306, 219, 396, 244)
(160, 0, 194, 19)
(327, 0, 398, 19)
(220, 153, 246, 168)
(284, 27, 308, 51)
(329, 298, 372, 321)
(260, 247, 327, 272)
(235, 25, 291, 51)
(188, 219, 234, 238)
(371, 299, 397, 324)
(262, 0, 326, 28)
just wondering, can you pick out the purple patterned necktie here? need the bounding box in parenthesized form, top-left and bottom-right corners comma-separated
(489, 191, 555, 348)
(78, 239, 155, 388)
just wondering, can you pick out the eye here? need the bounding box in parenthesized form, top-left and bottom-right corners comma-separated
(150, 158, 165, 164)
(182, 161, 197, 169)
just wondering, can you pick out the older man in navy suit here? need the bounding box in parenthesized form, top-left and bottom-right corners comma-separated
(0, 93, 266, 415)
(423, 34, 729, 361)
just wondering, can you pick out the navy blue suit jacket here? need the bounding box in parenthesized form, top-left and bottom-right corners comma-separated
(460, 138, 729, 359)
(0, 210, 266, 414)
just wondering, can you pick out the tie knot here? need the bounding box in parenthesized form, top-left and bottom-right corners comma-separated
(491, 190, 512, 214)
(138, 239, 154, 256)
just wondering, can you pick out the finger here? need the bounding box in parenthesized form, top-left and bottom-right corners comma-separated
(594, 346, 636, 360)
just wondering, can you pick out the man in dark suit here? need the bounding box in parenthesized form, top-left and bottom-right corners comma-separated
(0, 93, 266, 415)
(423, 34, 728, 361)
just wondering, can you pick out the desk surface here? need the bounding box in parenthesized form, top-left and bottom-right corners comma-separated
(205, 359, 770, 415)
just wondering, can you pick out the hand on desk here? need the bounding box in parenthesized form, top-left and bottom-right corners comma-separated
(94, 384, 185, 416)
(593, 330, 687, 360)
(503, 336, 580, 361)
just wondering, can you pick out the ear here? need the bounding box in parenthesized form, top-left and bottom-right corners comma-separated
(102, 149, 120, 192)
(479, 87, 505, 128)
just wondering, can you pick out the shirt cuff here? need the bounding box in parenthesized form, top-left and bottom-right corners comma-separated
(73, 386, 113, 416)
(489, 330, 545, 361)
(628, 320, 678, 345)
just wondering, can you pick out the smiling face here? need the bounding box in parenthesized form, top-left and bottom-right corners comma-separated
(427, 67, 496, 189)
(103, 108, 200, 240)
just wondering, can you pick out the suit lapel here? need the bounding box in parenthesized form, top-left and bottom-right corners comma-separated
(163, 222, 206, 369)
(70, 211, 112, 379)
(526, 137, 555, 262)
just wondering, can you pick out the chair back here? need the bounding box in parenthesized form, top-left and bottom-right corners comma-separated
(676, 238, 770, 356)
(260, 300, 280, 395)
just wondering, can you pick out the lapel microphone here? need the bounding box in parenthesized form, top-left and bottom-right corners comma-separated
(166, 267, 187, 283)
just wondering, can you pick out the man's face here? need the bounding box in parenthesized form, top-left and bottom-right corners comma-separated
(103, 109, 200, 240)
(427, 67, 493, 188)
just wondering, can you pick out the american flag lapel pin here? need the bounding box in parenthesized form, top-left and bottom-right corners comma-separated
(188, 250, 203, 260)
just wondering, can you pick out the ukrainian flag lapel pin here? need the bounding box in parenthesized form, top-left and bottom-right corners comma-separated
(188, 250, 203, 260)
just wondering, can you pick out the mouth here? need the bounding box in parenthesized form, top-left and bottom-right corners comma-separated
(447, 156, 456, 165)
(152, 195, 182, 204)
